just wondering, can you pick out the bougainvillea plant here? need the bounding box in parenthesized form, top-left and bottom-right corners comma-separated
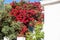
(9, 1, 44, 40)
(0, 1, 44, 40)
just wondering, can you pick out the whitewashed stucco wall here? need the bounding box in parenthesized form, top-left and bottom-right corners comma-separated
(43, 2, 60, 40)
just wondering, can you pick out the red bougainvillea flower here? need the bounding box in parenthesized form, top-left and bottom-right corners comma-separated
(10, 2, 44, 24)
(20, 25, 28, 34)
(10, 9, 19, 16)
(40, 13, 44, 19)
(28, 9, 36, 15)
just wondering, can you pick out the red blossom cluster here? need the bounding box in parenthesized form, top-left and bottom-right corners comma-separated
(9, 1, 44, 35)
(20, 25, 28, 34)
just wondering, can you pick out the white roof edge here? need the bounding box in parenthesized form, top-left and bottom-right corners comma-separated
(40, 0, 60, 6)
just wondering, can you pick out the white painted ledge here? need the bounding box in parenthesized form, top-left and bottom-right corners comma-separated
(4, 37, 9, 40)
(17, 37, 26, 40)
(4, 37, 26, 40)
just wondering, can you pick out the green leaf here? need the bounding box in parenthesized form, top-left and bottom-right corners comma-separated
(1, 26, 10, 35)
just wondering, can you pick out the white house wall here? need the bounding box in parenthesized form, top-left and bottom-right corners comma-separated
(44, 2, 60, 40)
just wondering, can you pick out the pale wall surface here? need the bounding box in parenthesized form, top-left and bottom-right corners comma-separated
(44, 3, 60, 40)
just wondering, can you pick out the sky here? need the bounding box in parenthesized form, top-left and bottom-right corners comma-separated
(4, 0, 41, 4)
